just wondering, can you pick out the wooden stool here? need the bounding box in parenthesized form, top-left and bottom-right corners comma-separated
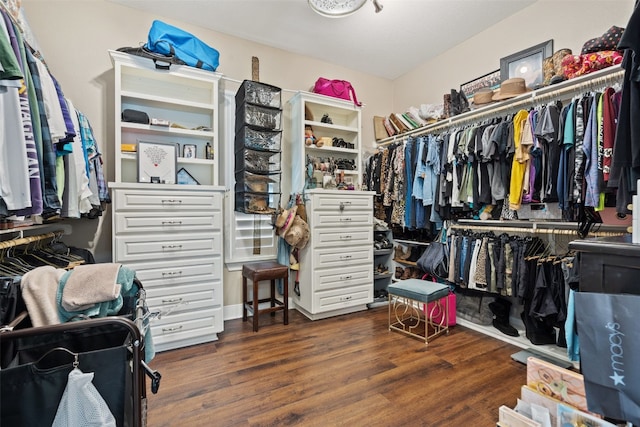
(242, 261, 289, 332)
(388, 278, 450, 345)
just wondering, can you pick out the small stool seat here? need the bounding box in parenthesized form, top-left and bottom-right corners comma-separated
(388, 278, 450, 345)
(242, 261, 289, 332)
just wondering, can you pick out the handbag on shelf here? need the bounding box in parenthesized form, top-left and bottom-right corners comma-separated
(145, 20, 220, 72)
(312, 78, 362, 106)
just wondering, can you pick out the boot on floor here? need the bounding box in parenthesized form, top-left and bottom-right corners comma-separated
(489, 298, 519, 337)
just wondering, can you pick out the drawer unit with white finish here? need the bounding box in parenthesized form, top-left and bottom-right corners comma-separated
(293, 189, 375, 320)
(110, 183, 225, 352)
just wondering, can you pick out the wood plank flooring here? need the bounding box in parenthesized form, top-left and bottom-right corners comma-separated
(146, 307, 528, 427)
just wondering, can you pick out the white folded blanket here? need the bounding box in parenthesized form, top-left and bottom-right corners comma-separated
(61, 263, 122, 312)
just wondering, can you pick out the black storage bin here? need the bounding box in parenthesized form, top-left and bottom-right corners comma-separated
(235, 80, 282, 110)
(235, 170, 281, 194)
(235, 148, 281, 174)
(235, 103, 282, 131)
(235, 124, 282, 152)
(235, 192, 279, 215)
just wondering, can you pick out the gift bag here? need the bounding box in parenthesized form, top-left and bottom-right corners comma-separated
(574, 292, 640, 425)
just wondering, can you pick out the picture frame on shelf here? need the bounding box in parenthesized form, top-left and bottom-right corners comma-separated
(137, 140, 177, 184)
(460, 69, 501, 100)
(177, 167, 200, 185)
(182, 144, 197, 159)
(500, 40, 553, 90)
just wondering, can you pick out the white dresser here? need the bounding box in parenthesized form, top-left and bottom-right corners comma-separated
(110, 183, 224, 351)
(294, 189, 375, 320)
(109, 50, 225, 351)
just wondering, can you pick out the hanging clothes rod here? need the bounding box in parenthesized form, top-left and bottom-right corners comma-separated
(377, 65, 624, 146)
(448, 223, 624, 237)
(0, 231, 63, 250)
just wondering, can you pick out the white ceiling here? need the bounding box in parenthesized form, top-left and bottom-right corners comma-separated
(110, 0, 536, 80)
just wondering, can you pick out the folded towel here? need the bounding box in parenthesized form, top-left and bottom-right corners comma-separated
(20, 266, 66, 327)
(61, 263, 122, 312)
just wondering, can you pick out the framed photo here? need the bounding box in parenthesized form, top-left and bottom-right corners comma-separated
(182, 144, 197, 159)
(177, 167, 200, 185)
(137, 140, 177, 184)
(460, 69, 501, 100)
(500, 40, 553, 90)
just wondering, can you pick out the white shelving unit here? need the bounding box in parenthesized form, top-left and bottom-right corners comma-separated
(110, 49, 221, 187)
(109, 50, 225, 351)
(288, 91, 363, 193)
(286, 92, 374, 320)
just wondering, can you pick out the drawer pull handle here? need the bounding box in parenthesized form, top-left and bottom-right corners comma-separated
(340, 218, 352, 222)
(339, 201, 352, 211)
(162, 325, 183, 333)
(340, 275, 352, 280)
(162, 245, 183, 250)
(161, 199, 183, 204)
(340, 255, 352, 260)
(162, 271, 183, 276)
(340, 235, 352, 240)
(161, 221, 183, 225)
(162, 297, 183, 304)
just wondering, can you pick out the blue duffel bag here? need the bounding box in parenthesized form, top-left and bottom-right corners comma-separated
(144, 20, 220, 72)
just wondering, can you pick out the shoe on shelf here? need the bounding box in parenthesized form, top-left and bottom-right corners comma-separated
(395, 267, 404, 278)
(321, 113, 333, 124)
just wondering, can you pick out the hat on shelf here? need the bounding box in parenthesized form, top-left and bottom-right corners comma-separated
(275, 205, 297, 236)
(492, 78, 532, 101)
(284, 215, 310, 249)
(472, 88, 496, 106)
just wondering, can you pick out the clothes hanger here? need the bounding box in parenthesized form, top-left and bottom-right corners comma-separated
(35, 347, 79, 369)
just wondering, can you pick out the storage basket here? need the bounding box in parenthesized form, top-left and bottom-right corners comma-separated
(235, 80, 282, 109)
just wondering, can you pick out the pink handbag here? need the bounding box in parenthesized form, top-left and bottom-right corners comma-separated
(313, 78, 362, 106)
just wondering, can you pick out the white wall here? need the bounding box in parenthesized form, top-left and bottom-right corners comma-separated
(393, 0, 634, 110)
(20, 0, 635, 310)
(20, 0, 393, 308)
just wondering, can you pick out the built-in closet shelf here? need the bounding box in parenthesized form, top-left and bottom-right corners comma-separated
(456, 318, 578, 368)
(374, 272, 393, 280)
(376, 64, 623, 145)
(392, 259, 417, 267)
(374, 248, 393, 256)
(0, 223, 72, 237)
(394, 239, 430, 246)
(452, 219, 629, 236)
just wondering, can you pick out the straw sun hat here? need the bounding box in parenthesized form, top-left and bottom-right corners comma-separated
(492, 77, 532, 101)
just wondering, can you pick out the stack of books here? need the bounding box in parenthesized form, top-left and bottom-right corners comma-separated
(373, 106, 436, 141)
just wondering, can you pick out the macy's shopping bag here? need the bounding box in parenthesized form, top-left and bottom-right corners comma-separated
(574, 292, 640, 425)
(145, 20, 219, 71)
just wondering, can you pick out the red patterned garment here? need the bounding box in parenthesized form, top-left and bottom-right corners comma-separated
(561, 50, 624, 80)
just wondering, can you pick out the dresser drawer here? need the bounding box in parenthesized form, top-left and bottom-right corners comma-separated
(314, 246, 373, 268)
(113, 188, 221, 211)
(314, 284, 372, 312)
(310, 193, 373, 212)
(147, 285, 218, 315)
(114, 211, 221, 234)
(150, 308, 221, 344)
(314, 264, 373, 292)
(123, 256, 222, 287)
(114, 232, 220, 262)
(312, 226, 372, 248)
(311, 210, 371, 228)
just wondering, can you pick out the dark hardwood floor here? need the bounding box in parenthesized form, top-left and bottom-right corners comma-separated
(146, 307, 527, 426)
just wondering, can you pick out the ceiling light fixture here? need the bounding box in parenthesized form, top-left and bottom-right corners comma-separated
(308, 0, 382, 18)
